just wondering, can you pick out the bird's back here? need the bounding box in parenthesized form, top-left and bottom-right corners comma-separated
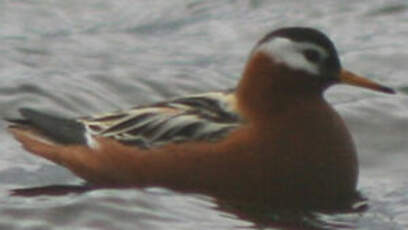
(9, 90, 243, 150)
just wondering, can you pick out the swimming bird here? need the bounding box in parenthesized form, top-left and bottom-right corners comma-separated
(7, 27, 395, 209)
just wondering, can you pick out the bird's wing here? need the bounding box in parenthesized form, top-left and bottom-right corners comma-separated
(78, 89, 242, 148)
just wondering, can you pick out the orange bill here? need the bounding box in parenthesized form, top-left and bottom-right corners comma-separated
(340, 69, 395, 94)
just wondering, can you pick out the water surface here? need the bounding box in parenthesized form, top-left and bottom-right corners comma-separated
(0, 0, 407, 229)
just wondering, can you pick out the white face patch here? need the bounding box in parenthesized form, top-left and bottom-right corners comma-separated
(254, 37, 329, 75)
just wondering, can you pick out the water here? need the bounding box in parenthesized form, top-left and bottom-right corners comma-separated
(0, 0, 407, 229)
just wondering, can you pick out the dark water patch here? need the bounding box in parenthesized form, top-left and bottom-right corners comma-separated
(15, 47, 50, 56)
(126, 16, 204, 35)
(400, 86, 408, 95)
(366, 4, 408, 17)
(12, 185, 93, 197)
(215, 196, 369, 230)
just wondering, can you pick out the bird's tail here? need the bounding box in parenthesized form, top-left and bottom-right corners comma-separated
(7, 108, 87, 145)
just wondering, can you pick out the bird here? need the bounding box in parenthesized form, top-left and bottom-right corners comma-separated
(7, 27, 395, 209)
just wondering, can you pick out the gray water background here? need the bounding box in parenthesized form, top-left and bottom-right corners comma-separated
(0, 0, 407, 229)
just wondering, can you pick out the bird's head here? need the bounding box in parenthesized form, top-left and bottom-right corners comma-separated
(242, 27, 395, 95)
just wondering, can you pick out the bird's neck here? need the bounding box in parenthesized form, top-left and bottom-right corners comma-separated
(236, 52, 326, 123)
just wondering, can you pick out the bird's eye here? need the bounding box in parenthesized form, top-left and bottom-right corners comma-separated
(303, 49, 320, 63)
